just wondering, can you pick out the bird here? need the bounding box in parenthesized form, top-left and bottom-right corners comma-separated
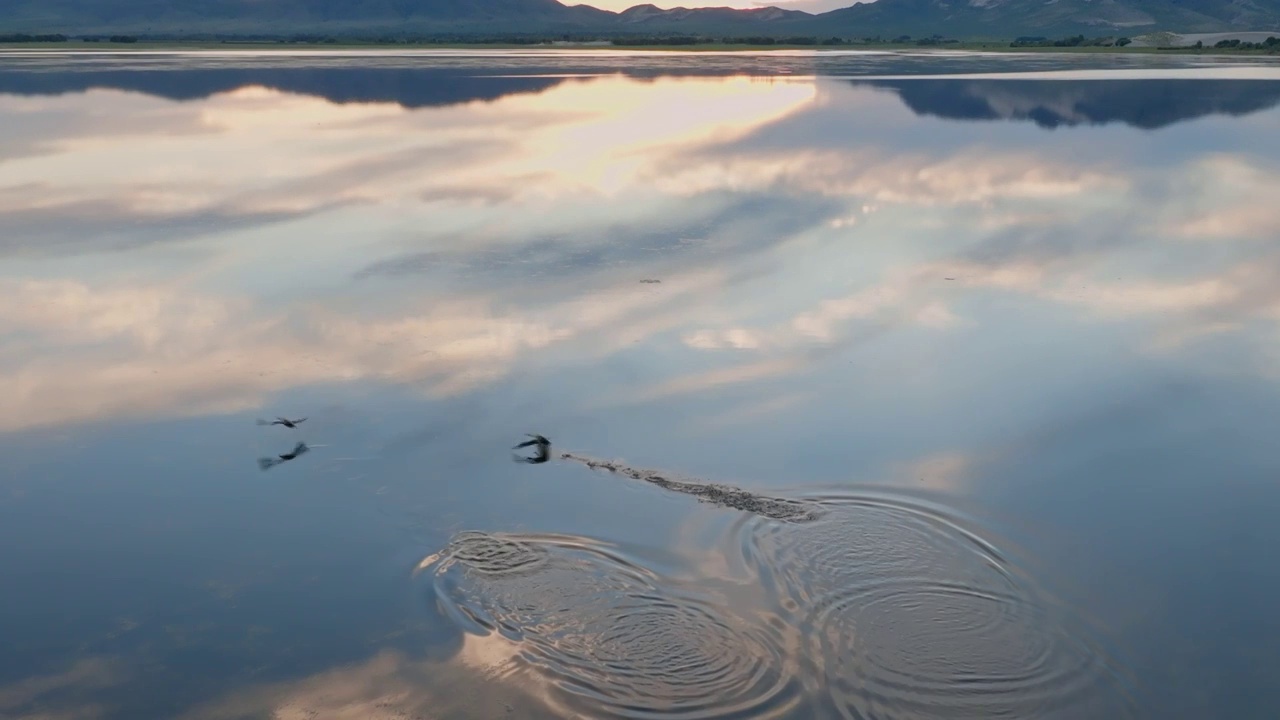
(513, 434, 549, 449)
(257, 417, 307, 428)
(512, 434, 550, 464)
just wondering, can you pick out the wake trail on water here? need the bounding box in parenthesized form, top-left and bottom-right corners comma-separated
(558, 451, 820, 522)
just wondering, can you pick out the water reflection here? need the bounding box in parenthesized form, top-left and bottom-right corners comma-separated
(257, 441, 310, 471)
(422, 531, 802, 719)
(512, 434, 551, 464)
(860, 78, 1280, 128)
(5, 57, 1280, 130)
(417, 482, 1136, 718)
(728, 490, 1139, 719)
(1, 54, 1279, 719)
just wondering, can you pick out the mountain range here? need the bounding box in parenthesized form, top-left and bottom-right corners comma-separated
(1, 0, 1278, 38)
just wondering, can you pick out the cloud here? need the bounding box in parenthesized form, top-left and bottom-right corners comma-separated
(571, 0, 767, 9)
(681, 285, 960, 354)
(6, 71, 1280, 435)
(0, 277, 572, 432)
(1160, 155, 1280, 241)
(0, 657, 123, 720)
(648, 138, 1278, 378)
(0, 255, 769, 433)
(0, 77, 817, 261)
(755, 0, 859, 12)
(893, 451, 978, 494)
(0, 75, 830, 432)
(0, 196, 331, 257)
(652, 146, 1125, 206)
(639, 357, 806, 400)
(673, 206, 1280, 398)
(690, 390, 816, 433)
(179, 645, 559, 720)
(0, 88, 218, 164)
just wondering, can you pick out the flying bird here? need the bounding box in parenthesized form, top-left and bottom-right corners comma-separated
(512, 434, 551, 464)
(257, 417, 307, 428)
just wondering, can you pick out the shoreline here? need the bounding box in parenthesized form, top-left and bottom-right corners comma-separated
(1, 41, 1278, 56)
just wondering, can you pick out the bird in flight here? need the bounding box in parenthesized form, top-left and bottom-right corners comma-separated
(258, 417, 307, 428)
(513, 434, 551, 464)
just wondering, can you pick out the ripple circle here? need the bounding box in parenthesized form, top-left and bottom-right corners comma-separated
(733, 491, 1139, 719)
(424, 531, 800, 719)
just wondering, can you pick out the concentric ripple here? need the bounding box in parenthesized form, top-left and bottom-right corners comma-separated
(732, 490, 1139, 719)
(423, 531, 800, 719)
(436, 530, 551, 575)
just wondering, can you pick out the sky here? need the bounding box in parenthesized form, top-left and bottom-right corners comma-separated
(569, 0, 860, 14)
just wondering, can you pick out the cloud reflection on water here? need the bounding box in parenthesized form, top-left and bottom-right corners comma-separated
(171, 641, 563, 720)
(2, 59, 1279, 720)
(0, 657, 122, 720)
(0, 69, 1278, 449)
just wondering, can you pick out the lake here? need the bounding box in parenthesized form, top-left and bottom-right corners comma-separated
(1, 48, 1279, 720)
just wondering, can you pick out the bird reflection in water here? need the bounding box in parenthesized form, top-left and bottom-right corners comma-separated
(258, 441, 310, 471)
(512, 434, 551, 464)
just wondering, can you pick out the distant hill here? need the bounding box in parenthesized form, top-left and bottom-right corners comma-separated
(799, 0, 1280, 38)
(614, 4, 810, 33)
(0, 0, 806, 35)
(0, 0, 1277, 38)
(0, 0, 609, 34)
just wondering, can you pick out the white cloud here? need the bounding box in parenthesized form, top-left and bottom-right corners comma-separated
(0, 657, 122, 720)
(6, 72, 1280, 431)
(179, 646, 558, 720)
(757, 0, 863, 12)
(1162, 156, 1280, 241)
(0, 77, 817, 259)
(652, 148, 1124, 206)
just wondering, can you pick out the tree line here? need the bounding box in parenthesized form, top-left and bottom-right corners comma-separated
(1212, 37, 1279, 50)
(0, 33, 141, 43)
(2, 31, 1277, 50)
(1011, 35, 1131, 47)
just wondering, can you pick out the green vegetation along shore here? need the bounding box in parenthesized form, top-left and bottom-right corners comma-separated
(1, 32, 1278, 54)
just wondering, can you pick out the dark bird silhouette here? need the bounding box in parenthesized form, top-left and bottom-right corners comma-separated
(258, 442, 310, 471)
(512, 434, 550, 464)
(257, 417, 307, 428)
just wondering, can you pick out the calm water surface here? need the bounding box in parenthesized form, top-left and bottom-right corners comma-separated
(2, 49, 1279, 719)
